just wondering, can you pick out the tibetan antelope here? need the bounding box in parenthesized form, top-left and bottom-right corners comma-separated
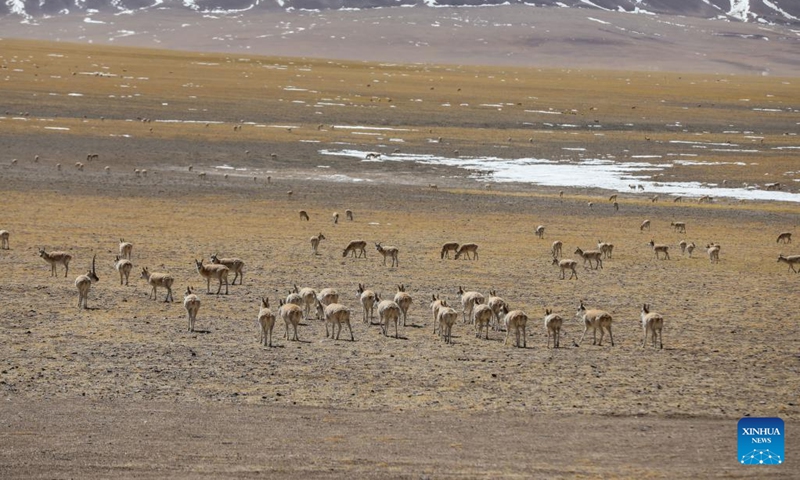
(118, 238, 133, 259)
(544, 309, 562, 349)
(640, 304, 664, 349)
(75, 255, 99, 310)
(608, 194, 617, 202)
(210, 253, 245, 285)
(670, 222, 686, 233)
(648, 240, 670, 260)
(574, 247, 603, 270)
(776, 232, 792, 244)
(552, 257, 578, 280)
(310, 233, 326, 255)
(503, 308, 528, 348)
(343, 240, 367, 258)
(597, 240, 614, 259)
(258, 298, 276, 347)
(375, 242, 399, 267)
(440, 242, 459, 259)
(183, 287, 201, 332)
(473, 304, 494, 340)
(195, 259, 229, 295)
(317, 288, 339, 308)
(640, 219, 651, 232)
(777, 254, 800, 273)
(292, 285, 317, 320)
(279, 300, 303, 341)
(299, 210, 310, 221)
(437, 305, 458, 344)
(486, 290, 508, 331)
(706, 243, 720, 263)
(357, 283, 377, 324)
(457, 286, 484, 324)
(686, 242, 696, 257)
(534, 225, 545, 239)
(551, 240, 563, 258)
(576, 301, 614, 346)
(39, 248, 72, 277)
(454, 243, 478, 260)
(345, 209, 354, 221)
(317, 301, 355, 341)
(377, 296, 402, 338)
(332, 212, 339, 224)
(679, 240, 688, 255)
(0, 230, 9, 249)
(430, 294, 447, 334)
(114, 255, 133, 285)
(141, 267, 174, 302)
(394, 284, 413, 327)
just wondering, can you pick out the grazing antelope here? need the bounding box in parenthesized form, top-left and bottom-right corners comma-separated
(552, 257, 578, 280)
(345, 209, 354, 221)
(258, 298, 276, 347)
(141, 267, 174, 302)
(454, 243, 478, 260)
(574, 247, 603, 270)
(596, 240, 614, 259)
(394, 284, 413, 327)
(39, 248, 72, 277)
(534, 225, 545, 239)
(576, 301, 614, 346)
(587, 202, 594, 209)
(210, 253, 244, 285)
(310, 233, 326, 255)
(375, 243, 399, 267)
(114, 255, 133, 285)
(317, 288, 339, 308)
(317, 301, 355, 341)
(698, 195, 712, 204)
(0, 230, 9, 249)
(648, 240, 670, 260)
(670, 222, 686, 233)
(544, 309, 563, 348)
(706, 243, 720, 264)
(776, 232, 792, 244)
(279, 300, 303, 341)
(377, 297, 402, 338)
(637, 184, 645, 191)
(679, 240, 688, 255)
(299, 210, 309, 221)
(195, 259, 229, 294)
(486, 290, 508, 331)
(608, 194, 617, 202)
(777, 254, 800, 273)
(437, 306, 458, 344)
(551, 240, 563, 258)
(440, 242, 459, 259)
(473, 304, 494, 340)
(650, 195, 659, 203)
(357, 283, 377, 324)
(640, 219, 651, 232)
(430, 294, 447, 334)
(118, 238, 133, 259)
(503, 308, 528, 348)
(332, 212, 339, 224)
(343, 240, 367, 258)
(673, 196, 683, 203)
(293, 285, 318, 320)
(183, 287, 201, 332)
(640, 304, 664, 349)
(75, 255, 99, 309)
(457, 286, 484, 324)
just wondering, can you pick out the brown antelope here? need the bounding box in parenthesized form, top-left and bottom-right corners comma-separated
(343, 240, 367, 258)
(258, 298, 276, 347)
(575, 247, 603, 269)
(534, 225, 545, 239)
(596, 240, 614, 259)
(706, 243, 721, 264)
(292, 285, 318, 320)
(670, 222, 686, 233)
(357, 283, 377, 324)
(648, 240, 670, 260)
(141, 267, 174, 302)
(375, 243, 399, 267)
(345, 209, 354, 221)
(440, 242, 459, 259)
(75, 255, 99, 309)
(316, 301, 355, 341)
(777, 254, 800, 273)
(118, 238, 133, 259)
(486, 290, 508, 331)
(454, 243, 478, 260)
(317, 288, 339, 308)
(776, 232, 792, 244)
(279, 300, 303, 341)
(544, 309, 562, 348)
(183, 287, 201, 332)
(195, 259, 229, 294)
(437, 306, 458, 344)
(210, 253, 244, 285)
(551, 240, 563, 258)
(39, 248, 72, 277)
(640, 219, 651, 232)
(114, 255, 133, 285)
(552, 257, 578, 280)
(473, 304, 494, 339)
(457, 286, 484, 324)
(641, 304, 664, 349)
(576, 301, 614, 346)
(503, 308, 528, 348)
(299, 210, 309, 221)
(310, 233, 326, 255)
(377, 297, 402, 338)
(393, 284, 413, 327)
(608, 194, 617, 202)
(0, 230, 9, 250)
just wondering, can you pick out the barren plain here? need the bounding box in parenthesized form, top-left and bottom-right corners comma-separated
(0, 38, 799, 477)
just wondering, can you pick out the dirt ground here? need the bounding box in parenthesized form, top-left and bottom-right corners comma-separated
(0, 39, 798, 477)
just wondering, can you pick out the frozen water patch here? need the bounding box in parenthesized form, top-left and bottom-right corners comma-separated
(44, 126, 70, 131)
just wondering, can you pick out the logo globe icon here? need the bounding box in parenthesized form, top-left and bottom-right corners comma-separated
(740, 449, 782, 465)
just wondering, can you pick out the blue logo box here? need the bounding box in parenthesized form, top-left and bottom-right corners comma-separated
(738, 417, 784, 465)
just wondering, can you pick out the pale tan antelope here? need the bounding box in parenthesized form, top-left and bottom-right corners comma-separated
(777, 232, 792, 244)
(651, 195, 659, 203)
(575, 247, 603, 270)
(552, 257, 578, 280)
(345, 209, 354, 221)
(317, 288, 339, 307)
(503, 308, 528, 348)
(75, 255, 99, 310)
(375, 242, 399, 267)
(706, 243, 720, 264)
(551, 240, 563, 258)
(670, 221, 686, 233)
(210, 253, 244, 285)
(437, 306, 458, 344)
(299, 210, 309, 221)
(576, 301, 614, 346)
(473, 304, 494, 340)
(534, 225, 545, 239)
(648, 240, 670, 260)
(544, 309, 563, 349)
(440, 242, 459, 259)
(777, 254, 800, 273)
(114, 255, 133, 286)
(141, 267, 174, 302)
(195, 259, 229, 295)
(316, 301, 355, 341)
(457, 286, 484, 324)
(641, 304, 664, 349)
(39, 248, 72, 277)
(118, 238, 133, 259)
(698, 195, 712, 204)
(279, 300, 303, 341)
(332, 212, 339, 224)
(377, 297, 402, 338)
(686, 242, 696, 257)
(292, 285, 318, 320)
(258, 298, 276, 347)
(454, 243, 478, 260)
(640, 219, 650, 232)
(183, 287, 201, 332)
(394, 284, 413, 327)
(679, 240, 688, 255)
(310, 233, 326, 255)
(357, 283, 377, 324)
(430, 294, 447, 334)
(0, 230, 9, 250)
(486, 289, 508, 331)
(343, 240, 367, 258)
(596, 240, 614, 259)
(285, 290, 303, 307)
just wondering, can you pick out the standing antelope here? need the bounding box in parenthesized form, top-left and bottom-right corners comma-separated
(686, 242, 696, 257)
(678, 240, 688, 255)
(670, 222, 686, 233)
(75, 255, 99, 310)
(503, 308, 528, 348)
(377, 297, 402, 338)
(141, 267, 174, 302)
(299, 210, 310, 221)
(345, 209, 354, 221)
(640, 219, 651, 232)
(317, 288, 339, 308)
(343, 240, 367, 258)
(437, 305, 458, 344)
(195, 259, 229, 294)
(454, 243, 478, 260)
(114, 255, 133, 285)
(473, 304, 494, 339)
(293, 285, 318, 320)
(430, 295, 447, 334)
(776, 232, 792, 244)
(183, 287, 201, 332)
(118, 238, 133, 259)
(596, 240, 614, 259)
(332, 212, 339, 224)
(551, 240, 563, 258)
(777, 254, 800, 273)
(486, 290, 508, 331)
(706, 243, 720, 264)
(552, 257, 578, 280)
(457, 286, 484, 324)
(394, 284, 413, 327)
(576, 301, 613, 346)
(575, 247, 603, 270)
(534, 225, 545, 239)
(440, 242, 459, 259)
(544, 309, 562, 348)
(0, 230, 9, 250)
(640, 304, 664, 349)
(317, 301, 355, 341)
(39, 248, 72, 277)
(310, 233, 326, 255)
(648, 240, 670, 260)
(258, 298, 276, 347)
(279, 300, 303, 341)
(375, 243, 399, 267)
(357, 283, 377, 324)
(210, 253, 244, 285)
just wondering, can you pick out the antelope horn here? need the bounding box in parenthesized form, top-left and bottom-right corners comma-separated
(92, 254, 96, 274)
